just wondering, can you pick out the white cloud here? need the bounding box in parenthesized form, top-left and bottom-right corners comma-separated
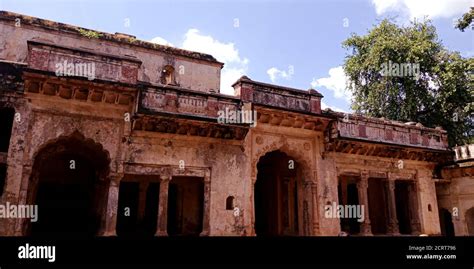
(181, 29, 249, 95)
(311, 66, 352, 103)
(183, 29, 241, 64)
(372, 0, 401, 15)
(220, 67, 247, 94)
(267, 67, 293, 83)
(321, 101, 347, 113)
(371, 0, 471, 20)
(150, 36, 174, 47)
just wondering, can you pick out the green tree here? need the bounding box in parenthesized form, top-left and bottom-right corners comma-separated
(456, 7, 474, 31)
(456, 8, 474, 143)
(343, 19, 473, 146)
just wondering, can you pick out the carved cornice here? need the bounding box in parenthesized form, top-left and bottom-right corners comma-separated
(336, 167, 416, 181)
(132, 114, 248, 140)
(326, 115, 449, 151)
(326, 139, 451, 163)
(256, 107, 330, 131)
(138, 85, 244, 119)
(27, 41, 141, 84)
(124, 163, 211, 179)
(23, 72, 135, 106)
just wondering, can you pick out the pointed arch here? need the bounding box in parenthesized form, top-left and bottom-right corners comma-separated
(24, 130, 112, 236)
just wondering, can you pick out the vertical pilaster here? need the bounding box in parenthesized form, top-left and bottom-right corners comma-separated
(156, 175, 170, 236)
(200, 174, 211, 236)
(302, 180, 313, 236)
(408, 182, 421, 235)
(250, 177, 257, 236)
(357, 172, 372, 235)
(386, 178, 400, 235)
(101, 174, 122, 236)
(137, 181, 149, 223)
(311, 182, 320, 235)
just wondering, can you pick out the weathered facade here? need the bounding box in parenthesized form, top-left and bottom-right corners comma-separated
(436, 145, 474, 236)
(0, 11, 471, 237)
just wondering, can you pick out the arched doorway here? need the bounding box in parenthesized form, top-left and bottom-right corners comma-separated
(254, 150, 302, 236)
(466, 207, 474, 236)
(439, 208, 455, 236)
(27, 132, 110, 237)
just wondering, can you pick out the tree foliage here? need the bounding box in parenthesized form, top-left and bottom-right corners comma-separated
(456, 7, 474, 31)
(343, 19, 473, 146)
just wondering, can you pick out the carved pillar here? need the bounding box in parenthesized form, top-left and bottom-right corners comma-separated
(386, 179, 400, 235)
(302, 180, 313, 236)
(250, 176, 257, 236)
(200, 173, 211, 236)
(137, 181, 149, 224)
(408, 181, 421, 235)
(15, 165, 33, 236)
(357, 172, 372, 235)
(156, 175, 171, 236)
(311, 182, 320, 235)
(101, 174, 121, 236)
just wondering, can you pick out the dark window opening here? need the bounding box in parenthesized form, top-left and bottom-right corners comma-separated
(0, 163, 6, 197)
(226, 196, 234, 210)
(161, 65, 175, 85)
(432, 165, 443, 179)
(0, 107, 15, 152)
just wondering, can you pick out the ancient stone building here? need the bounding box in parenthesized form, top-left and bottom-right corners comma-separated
(0, 11, 472, 237)
(436, 144, 474, 236)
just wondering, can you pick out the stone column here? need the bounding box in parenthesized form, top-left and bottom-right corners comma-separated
(14, 165, 33, 236)
(357, 172, 372, 235)
(386, 179, 400, 235)
(408, 182, 421, 235)
(156, 175, 171, 236)
(101, 174, 121, 236)
(200, 174, 211, 236)
(250, 177, 257, 236)
(5, 104, 30, 236)
(303, 180, 313, 236)
(137, 181, 149, 223)
(311, 182, 320, 235)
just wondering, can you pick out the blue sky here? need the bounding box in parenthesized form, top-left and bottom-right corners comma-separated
(1, 0, 472, 111)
